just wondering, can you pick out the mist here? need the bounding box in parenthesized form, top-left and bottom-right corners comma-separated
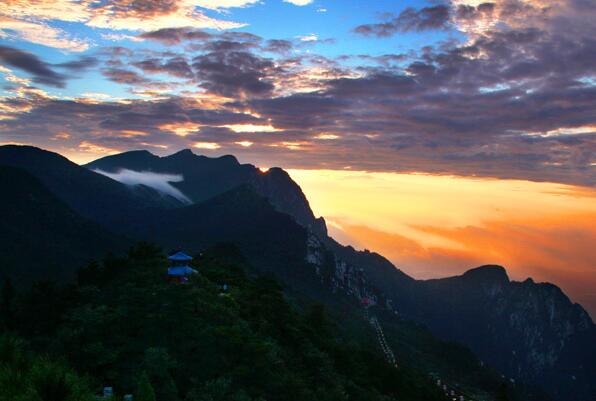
(94, 168, 192, 204)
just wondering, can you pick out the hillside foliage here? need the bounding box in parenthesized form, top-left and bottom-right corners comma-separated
(0, 243, 448, 401)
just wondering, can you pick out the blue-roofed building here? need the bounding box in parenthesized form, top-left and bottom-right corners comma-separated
(167, 251, 197, 283)
(168, 251, 193, 262)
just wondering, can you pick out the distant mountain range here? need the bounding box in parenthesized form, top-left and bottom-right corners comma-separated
(1, 144, 594, 401)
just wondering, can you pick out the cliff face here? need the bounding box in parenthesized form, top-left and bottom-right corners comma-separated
(248, 167, 327, 237)
(306, 234, 596, 400)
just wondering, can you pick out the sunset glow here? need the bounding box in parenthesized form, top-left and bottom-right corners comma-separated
(289, 169, 596, 316)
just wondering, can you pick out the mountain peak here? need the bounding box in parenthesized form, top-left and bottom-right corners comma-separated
(124, 149, 154, 156)
(84, 149, 160, 172)
(169, 148, 195, 158)
(215, 154, 240, 165)
(165, 148, 240, 165)
(462, 264, 510, 283)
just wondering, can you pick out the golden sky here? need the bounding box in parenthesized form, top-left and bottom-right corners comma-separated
(289, 169, 596, 317)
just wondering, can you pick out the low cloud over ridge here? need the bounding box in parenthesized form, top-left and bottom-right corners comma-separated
(94, 169, 192, 204)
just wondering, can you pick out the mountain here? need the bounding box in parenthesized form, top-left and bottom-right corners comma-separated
(0, 165, 125, 286)
(1, 145, 594, 400)
(83, 148, 596, 401)
(398, 266, 596, 401)
(85, 149, 327, 236)
(0, 161, 531, 400)
(0, 145, 182, 230)
(1, 245, 453, 401)
(124, 185, 311, 287)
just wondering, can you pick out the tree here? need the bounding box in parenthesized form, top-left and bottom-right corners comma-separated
(0, 334, 93, 401)
(187, 378, 262, 401)
(0, 277, 15, 330)
(496, 383, 511, 401)
(135, 372, 156, 401)
(144, 348, 178, 401)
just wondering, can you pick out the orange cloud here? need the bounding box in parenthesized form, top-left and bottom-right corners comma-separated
(334, 214, 596, 318)
(0, 0, 246, 52)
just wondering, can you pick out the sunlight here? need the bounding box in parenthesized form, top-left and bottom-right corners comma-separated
(288, 169, 596, 311)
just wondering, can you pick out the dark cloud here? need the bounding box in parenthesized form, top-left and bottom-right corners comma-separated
(102, 67, 152, 85)
(264, 39, 294, 54)
(192, 50, 276, 97)
(131, 30, 277, 97)
(133, 57, 193, 79)
(455, 2, 496, 20)
(351, 53, 408, 67)
(56, 56, 99, 72)
(95, 0, 180, 18)
(327, 73, 418, 97)
(201, 40, 259, 53)
(139, 28, 212, 44)
(354, 5, 451, 37)
(244, 94, 348, 129)
(0, 45, 66, 87)
(0, 93, 266, 152)
(219, 31, 262, 44)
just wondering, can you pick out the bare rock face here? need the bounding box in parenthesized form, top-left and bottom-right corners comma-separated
(397, 267, 596, 401)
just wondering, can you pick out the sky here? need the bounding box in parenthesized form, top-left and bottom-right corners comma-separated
(0, 1, 595, 313)
(289, 169, 596, 317)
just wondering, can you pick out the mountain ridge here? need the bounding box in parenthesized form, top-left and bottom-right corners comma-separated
(0, 164, 127, 285)
(86, 148, 327, 236)
(0, 145, 182, 229)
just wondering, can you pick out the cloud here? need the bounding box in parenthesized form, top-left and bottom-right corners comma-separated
(192, 49, 277, 97)
(56, 56, 99, 71)
(264, 39, 294, 54)
(193, 141, 221, 150)
(283, 0, 314, 5)
(0, 16, 89, 52)
(94, 168, 192, 203)
(193, 0, 261, 10)
(354, 5, 451, 36)
(102, 67, 153, 86)
(0, 45, 67, 87)
(88, 0, 246, 32)
(133, 57, 194, 79)
(0, 0, 246, 51)
(139, 28, 213, 45)
(297, 34, 318, 42)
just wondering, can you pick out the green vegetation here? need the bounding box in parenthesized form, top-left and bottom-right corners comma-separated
(1, 243, 448, 401)
(0, 335, 94, 401)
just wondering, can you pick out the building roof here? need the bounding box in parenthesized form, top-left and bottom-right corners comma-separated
(168, 251, 193, 261)
(168, 266, 198, 276)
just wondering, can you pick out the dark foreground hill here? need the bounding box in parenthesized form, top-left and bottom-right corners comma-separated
(0, 165, 126, 285)
(0, 245, 448, 401)
(0, 145, 182, 229)
(1, 145, 594, 401)
(1, 244, 542, 401)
